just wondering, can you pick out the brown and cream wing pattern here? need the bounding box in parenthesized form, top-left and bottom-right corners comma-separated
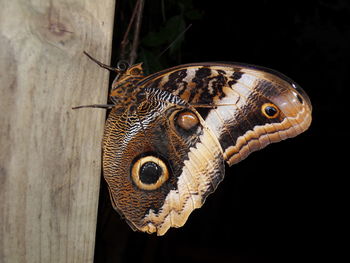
(102, 86, 224, 235)
(100, 61, 312, 236)
(138, 63, 312, 166)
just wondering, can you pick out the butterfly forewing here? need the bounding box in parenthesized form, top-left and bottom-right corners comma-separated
(138, 63, 312, 165)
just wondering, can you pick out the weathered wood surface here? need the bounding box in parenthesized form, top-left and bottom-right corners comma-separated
(0, 0, 115, 262)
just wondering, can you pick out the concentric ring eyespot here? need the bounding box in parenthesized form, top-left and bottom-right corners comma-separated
(131, 156, 169, 191)
(261, 103, 280, 119)
(175, 110, 199, 130)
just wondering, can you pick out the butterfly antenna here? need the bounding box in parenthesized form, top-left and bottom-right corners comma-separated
(83, 51, 122, 72)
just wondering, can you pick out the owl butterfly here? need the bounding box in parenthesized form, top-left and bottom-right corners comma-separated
(76, 53, 312, 236)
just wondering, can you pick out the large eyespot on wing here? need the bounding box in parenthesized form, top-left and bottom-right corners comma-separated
(137, 63, 312, 166)
(131, 155, 169, 191)
(102, 89, 224, 235)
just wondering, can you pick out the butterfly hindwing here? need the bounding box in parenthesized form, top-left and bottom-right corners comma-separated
(102, 86, 224, 235)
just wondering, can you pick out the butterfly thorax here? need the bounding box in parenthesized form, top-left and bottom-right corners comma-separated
(109, 63, 145, 106)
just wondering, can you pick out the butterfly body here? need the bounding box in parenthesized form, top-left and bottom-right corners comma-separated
(92, 60, 312, 235)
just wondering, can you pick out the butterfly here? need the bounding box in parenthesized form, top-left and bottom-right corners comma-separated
(74, 52, 312, 236)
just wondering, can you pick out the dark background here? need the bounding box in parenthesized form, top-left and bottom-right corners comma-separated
(94, 0, 347, 262)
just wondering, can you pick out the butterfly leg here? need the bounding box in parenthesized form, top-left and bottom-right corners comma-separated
(72, 104, 114, 110)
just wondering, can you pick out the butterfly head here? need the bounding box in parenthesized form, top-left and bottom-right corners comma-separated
(109, 62, 145, 104)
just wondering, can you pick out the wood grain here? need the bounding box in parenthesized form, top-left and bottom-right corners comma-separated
(0, 0, 115, 262)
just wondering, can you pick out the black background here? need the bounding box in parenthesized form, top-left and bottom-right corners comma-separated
(94, 0, 347, 262)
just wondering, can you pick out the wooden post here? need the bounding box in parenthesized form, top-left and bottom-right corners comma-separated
(0, 0, 115, 262)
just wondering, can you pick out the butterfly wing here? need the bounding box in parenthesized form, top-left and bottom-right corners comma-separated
(138, 62, 312, 165)
(103, 62, 312, 236)
(102, 88, 224, 235)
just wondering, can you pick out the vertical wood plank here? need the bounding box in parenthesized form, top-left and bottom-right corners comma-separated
(0, 0, 115, 262)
